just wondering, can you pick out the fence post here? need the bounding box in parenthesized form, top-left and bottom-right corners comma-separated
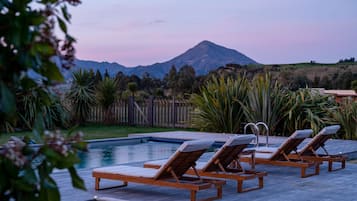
(147, 96, 154, 127)
(128, 96, 134, 126)
(172, 96, 177, 128)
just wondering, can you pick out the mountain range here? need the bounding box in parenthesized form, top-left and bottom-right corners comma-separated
(65, 40, 258, 79)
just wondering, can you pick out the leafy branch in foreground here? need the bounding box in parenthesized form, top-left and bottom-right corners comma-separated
(0, 131, 87, 201)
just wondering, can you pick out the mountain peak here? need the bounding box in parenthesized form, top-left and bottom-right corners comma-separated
(195, 40, 221, 48)
(73, 41, 258, 78)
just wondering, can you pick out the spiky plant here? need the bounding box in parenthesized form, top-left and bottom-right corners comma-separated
(67, 70, 96, 124)
(331, 99, 357, 139)
(96, 78, 119, 124)
(242, 74, 290, 135)
(191, 75, 249, 133)
(284, 89, 336, 135)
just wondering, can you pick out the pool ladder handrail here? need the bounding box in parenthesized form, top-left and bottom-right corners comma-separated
(243, 123, 260, 147)
(244, 122, 270, 147)
(256, 122, 269, 147)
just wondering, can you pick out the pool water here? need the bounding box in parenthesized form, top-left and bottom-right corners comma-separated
(76, 141, 181, 169)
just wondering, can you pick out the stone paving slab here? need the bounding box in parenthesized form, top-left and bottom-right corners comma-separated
(130, 131, 357, 158)
(55, 152, 357, 201)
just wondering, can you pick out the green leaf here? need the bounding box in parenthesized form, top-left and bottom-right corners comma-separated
(33, 113, 45, 138)
(56, 153, 80, 169)
(39, 177, 60, 201)
(68, 167, 86, 190)
(42, 62, 64, 82)
(61, 6, 70, 21)
(0, 82, 16, 115)
(57, 17, 67, 34)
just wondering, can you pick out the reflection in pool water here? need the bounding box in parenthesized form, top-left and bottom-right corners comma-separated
(76, 141, 181, 169)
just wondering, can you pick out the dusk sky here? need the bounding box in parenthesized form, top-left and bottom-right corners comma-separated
(69, 0, 357, 66)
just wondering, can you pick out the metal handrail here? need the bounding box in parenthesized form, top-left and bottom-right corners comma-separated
(256, 122, 269, 147)
(244, 123, 260, 147)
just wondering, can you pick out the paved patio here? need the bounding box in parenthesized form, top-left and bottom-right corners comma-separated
(54, 131, 357, 201)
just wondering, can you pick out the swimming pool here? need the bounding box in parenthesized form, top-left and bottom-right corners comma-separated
(76, 140, 181, 169)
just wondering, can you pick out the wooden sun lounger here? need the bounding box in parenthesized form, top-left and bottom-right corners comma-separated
(92, 140, 226, 201)
(145, 135, 267, 193)
(288, 125, 347, 171)
(240, 129, 320, 178)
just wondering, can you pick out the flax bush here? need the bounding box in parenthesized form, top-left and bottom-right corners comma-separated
(331, 99, 357, 139)
(242, 74, 290, 135)
(191, 75, 248, 133)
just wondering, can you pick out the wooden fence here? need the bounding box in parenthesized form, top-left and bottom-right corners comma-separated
(86, 97, 195, 128)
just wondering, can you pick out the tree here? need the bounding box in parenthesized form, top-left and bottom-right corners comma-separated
(177, 65, 196, 95)
(127, 82, 138, 97)
(104, 69, 110, 78)
(96, 78, 118, 123)
(67, 70, 96, 124)
(164, 65, 178, 95)
(94, 69, 103, 85)
(0, 1, 87, 200)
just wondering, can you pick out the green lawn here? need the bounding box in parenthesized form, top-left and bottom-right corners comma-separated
(0, 125, 193, 144)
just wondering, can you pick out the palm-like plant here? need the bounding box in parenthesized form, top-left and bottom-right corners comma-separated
(191, 75, 248, 133)
(13, 88, 69, 132)
(331, 99, 357, 139)
(284, 89, 336, 135)
(67, 70, 96, 124)
(242, 74, 290, 135)
(96, 78, 118, 123)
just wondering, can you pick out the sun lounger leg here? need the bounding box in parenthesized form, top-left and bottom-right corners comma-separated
(236, 173, 265, 193)
(190, 190, 197, 201)
(259, 176, 264, 189)
(94, 177, 128, 190)
(328, 159, 346, 172)
(301, 163, 320, 178)
(237, 180, 243, 193)
(95, 178, 100, 190)
(216, 183, 223, 199)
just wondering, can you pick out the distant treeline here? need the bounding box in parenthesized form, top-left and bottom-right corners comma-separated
(83, 62, 357, 99)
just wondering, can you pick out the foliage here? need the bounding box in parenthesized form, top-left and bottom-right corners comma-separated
(0, 131, 86, 201)
(331, 99, 357, 140)
(242, 74, 290, 134)
(284, 89, 336, 135)
(127, 82, 138, 97)
(16, 89, 69, 131)
(352, 80, 357, 92)
(67, 70, 96, 125)
(177, 65, 196, 96)
(0, 0, 87, 200)
(164, 65, 178, 95)
(96, 78, 118, 123)
(191, 75, 248, 133)
(0, 0, 80, 128)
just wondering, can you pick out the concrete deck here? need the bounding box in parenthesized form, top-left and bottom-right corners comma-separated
(55, 154, 357, 201)
(54, 131, 357, 201)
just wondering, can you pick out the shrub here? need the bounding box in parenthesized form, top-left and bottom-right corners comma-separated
(284, 89, 336, 135)
(67, 70, 96, 124)
(242, 74, 290, 135)
(331, 99, 357, 139)
(191, 75, 248, 133)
